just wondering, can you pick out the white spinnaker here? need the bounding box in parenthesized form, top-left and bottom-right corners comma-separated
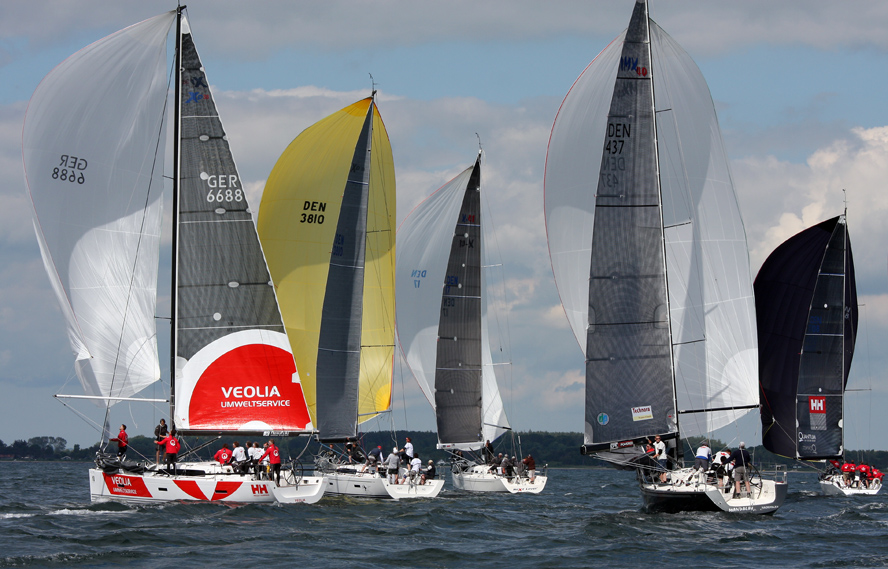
(480, 232, 510, 443)
(397, 159, 510, 446)
(544, 33, 623, 350)
(650, 23, 758, 435)
(544, 21, 757, 436)
(23, 12, 173, 401)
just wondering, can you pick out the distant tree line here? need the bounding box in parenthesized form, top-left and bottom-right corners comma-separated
(2, 432, 886, 471)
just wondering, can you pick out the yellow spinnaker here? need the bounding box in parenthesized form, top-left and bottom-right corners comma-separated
(258, 97, 395, 428)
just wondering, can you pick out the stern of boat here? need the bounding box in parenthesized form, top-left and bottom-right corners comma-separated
(271, 476, 326, 504)
(383, 478, 444, 500)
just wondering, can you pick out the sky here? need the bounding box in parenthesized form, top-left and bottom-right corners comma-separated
(2, 0, 888, 452)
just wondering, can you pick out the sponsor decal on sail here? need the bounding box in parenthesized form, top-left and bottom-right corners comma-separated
(809, 396, 827, 431)
(631, 405, 653, 422)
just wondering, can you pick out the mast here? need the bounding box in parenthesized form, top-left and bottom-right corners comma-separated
(169, 5, 184, 426)
(839, 198, 848, 458)
(645, 0, 681, 462)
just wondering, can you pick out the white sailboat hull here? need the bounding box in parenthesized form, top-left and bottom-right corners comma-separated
(89, 463, 325, 504)
(820, 475, 882, 496)
(317, 467, 444, 499)
(383, 478, 444, 500)
(639, 467, 787, 514)
(452, 464, 547, 494)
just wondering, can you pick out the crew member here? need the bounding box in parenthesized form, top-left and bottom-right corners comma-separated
(110, 424, 128, 459)
(214, 444, 232, 466)
(155, 430, 180, 474)
(257, 439, 283, 484)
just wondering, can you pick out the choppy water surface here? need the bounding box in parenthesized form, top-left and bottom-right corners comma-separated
(1, 462, 887, 568)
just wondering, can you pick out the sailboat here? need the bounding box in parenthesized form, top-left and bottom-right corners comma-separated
(543, 0, 786, 513)
(22, 9, 325, 504)
(756, 214, 875, 495)
(258, 96, 443, 500)
(397, 151, 546, 493)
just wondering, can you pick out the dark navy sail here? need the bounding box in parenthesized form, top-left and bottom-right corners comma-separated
(757, 216, 857, 460)
(434, 158, 483, 446)
(583, 0, 676, 453)
(316, 104, 375, 442)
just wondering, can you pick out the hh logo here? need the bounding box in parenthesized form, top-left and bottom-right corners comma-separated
(809, 396, 826, 414)
(251, 484, 269, 495)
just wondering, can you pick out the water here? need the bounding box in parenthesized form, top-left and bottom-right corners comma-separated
(1, 462, 887, 568)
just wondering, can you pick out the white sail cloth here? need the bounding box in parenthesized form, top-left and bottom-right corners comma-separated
(23, 13, 174, 401)
(397, 160, 509, 448)
(545, 22, 758, 436)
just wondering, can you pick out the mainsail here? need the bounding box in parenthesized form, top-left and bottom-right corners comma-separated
(23, 12, 173, 403)
(544, 0, 758, 455)
(258, 97, 396, 442)
(171, 17, 312, 434)
(757, 216, 857, 460)
(24, 10, 314, 435)
(397, 154, 510, 450)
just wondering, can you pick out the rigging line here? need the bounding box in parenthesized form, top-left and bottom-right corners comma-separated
(102, 45, 174, 441)
(55, 396, 106, 438)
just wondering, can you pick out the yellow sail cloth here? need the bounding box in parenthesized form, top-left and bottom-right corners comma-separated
(258, 97, 396, 427)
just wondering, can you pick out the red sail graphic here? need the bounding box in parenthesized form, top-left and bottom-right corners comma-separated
(188, 343, 311, 430)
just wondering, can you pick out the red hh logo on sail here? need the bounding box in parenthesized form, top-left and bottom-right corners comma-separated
(809, 396, 826, 413)
(631, 405, 653, 422)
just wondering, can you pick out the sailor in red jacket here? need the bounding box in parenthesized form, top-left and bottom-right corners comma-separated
(214, 444, 232, 466)
(856, 463, 871, 488)
(109, 424, 128, 458)
(257, 439, 282, 484)
(841, 461, 856, 485)
(155, 431, 180, 474)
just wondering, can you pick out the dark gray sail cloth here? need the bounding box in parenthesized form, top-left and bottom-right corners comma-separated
(316, 104, 375, 442)
(584, 0, 677, 452)
(435, 159, 483, 445)
(176, 32, 286, 362)
(757, 216, 857, 460)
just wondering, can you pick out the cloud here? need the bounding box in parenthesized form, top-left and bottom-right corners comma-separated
(733, 125, 888, 292)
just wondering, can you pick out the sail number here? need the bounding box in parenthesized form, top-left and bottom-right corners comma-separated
(301, 201, 326, 224)
(207, 189, 243, 202)
(52, 155, 87, 184)
(205, 174, 243, 202)
(332, 233, 344, 257)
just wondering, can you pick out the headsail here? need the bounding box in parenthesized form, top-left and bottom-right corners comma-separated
(397, 155, 509, 450)
(170, 17, 313, 434)
(23, 12, 174, 403)
(757, 216, 857, 460)
(544, 0, 758, 454)
(259, 98, 396, 441)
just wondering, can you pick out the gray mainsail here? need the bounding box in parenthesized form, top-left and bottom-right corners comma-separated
(584, 0, 677, 452)
(172, 18, 312, 434)
(316, 104, 375, 441)
(434, 158, 483, 446)
(175, 28, 286, 362)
